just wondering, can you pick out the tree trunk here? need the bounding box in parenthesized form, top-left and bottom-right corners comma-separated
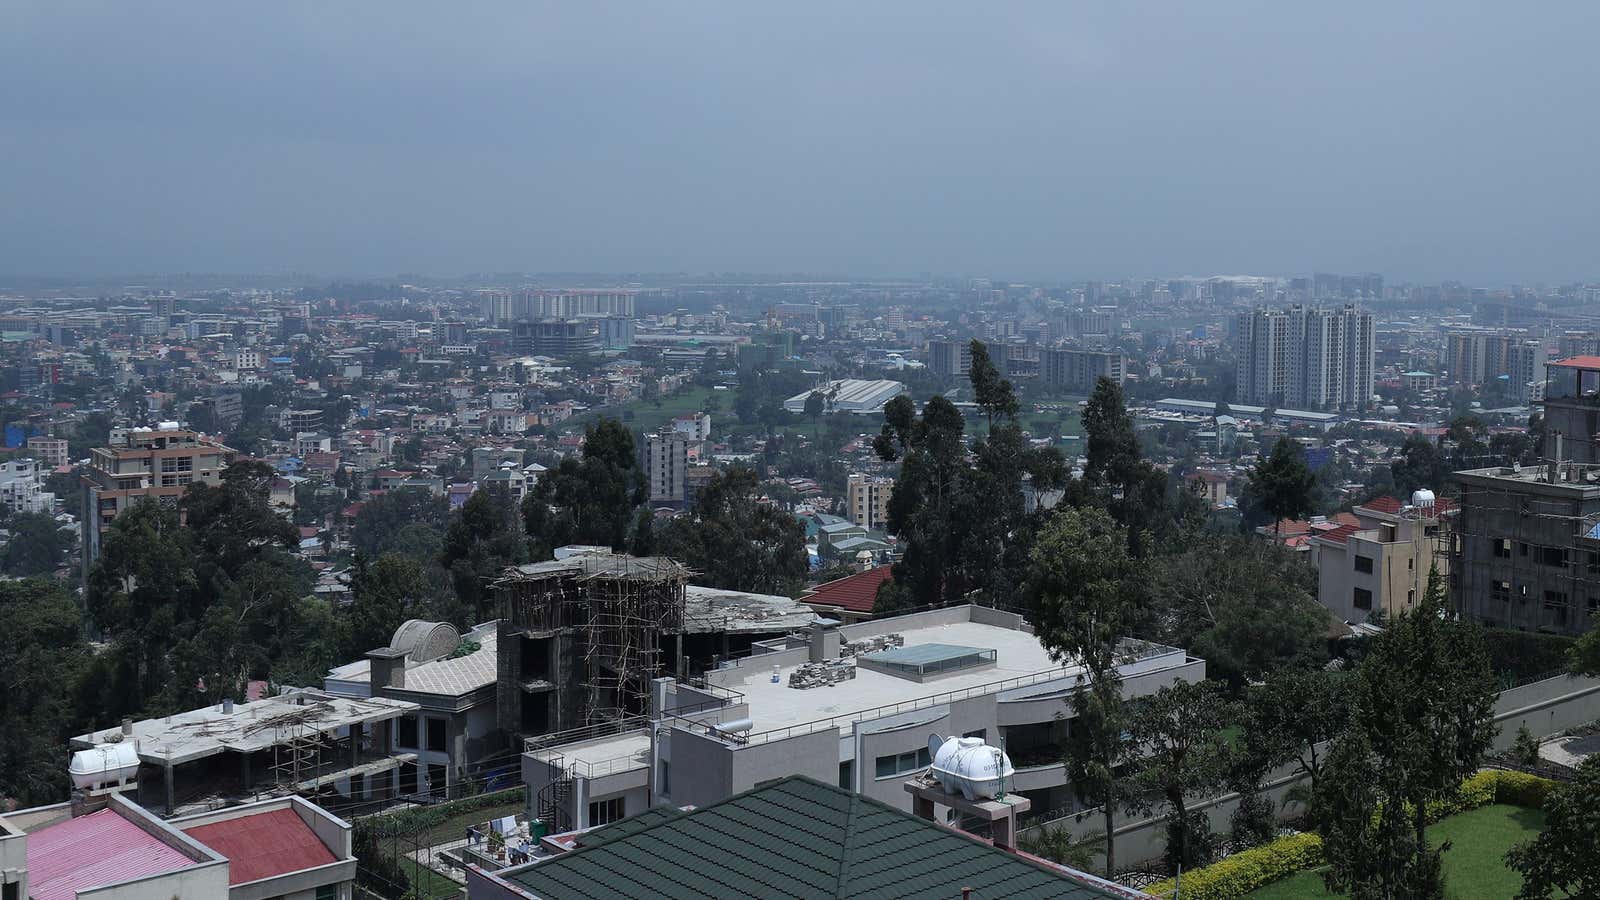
(1102, 805, 1116, 878)
(1170, 788, 1189, 872)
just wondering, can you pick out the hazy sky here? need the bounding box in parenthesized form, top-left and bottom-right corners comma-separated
(3, 2, 1596, 283)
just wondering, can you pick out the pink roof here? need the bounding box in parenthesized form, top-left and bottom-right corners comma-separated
(28, 808, 198, 900)
(183, 807, 338, 885)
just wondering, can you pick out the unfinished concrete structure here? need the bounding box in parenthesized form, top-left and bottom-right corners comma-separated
(495, 552, 818, 742)
(69, 688, 418, 817)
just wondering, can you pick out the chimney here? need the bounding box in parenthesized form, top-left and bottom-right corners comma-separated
(366, 647, 408, 691)
(121, 718, 133, 737)
(809, 620, 840, 663)
(222, 698, 234, 714)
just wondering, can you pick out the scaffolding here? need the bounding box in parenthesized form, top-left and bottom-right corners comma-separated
(495, 554, 690, 726)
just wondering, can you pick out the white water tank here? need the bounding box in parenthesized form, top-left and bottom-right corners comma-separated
(69, 742, 140, 791)
(928, 734, 1014, 801)
(1411, 489, 1436, 510)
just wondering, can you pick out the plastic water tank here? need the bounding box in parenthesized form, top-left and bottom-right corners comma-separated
(69, 742, 140, 790)
(928, 734, 1014, 801)
(1411, 489, 1436, 510)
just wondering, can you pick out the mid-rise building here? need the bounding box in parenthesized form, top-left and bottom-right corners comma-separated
(511, 319, 599, 357)
(846, 473, 893, 531)
(1311, 493, 1453, 623)
(25, 435, 69, 469)
(1234, 305, 1374, 409)
(0, 458, 56, 515)
(1041, 348, 1124, 392)
(80, 425, 234, 577)
(645, 429, 691, 505)
(1452, 461, 1600, 635)
(925, 339, 971, 378)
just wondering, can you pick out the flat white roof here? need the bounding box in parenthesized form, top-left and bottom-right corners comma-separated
(709, 619, 1073, 737)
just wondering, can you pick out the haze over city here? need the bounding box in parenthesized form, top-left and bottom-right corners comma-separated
(4, 1, 1599, 283)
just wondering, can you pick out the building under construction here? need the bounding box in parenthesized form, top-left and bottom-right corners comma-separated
(68, 688, 419, 817)
(494, 552, 818, 740)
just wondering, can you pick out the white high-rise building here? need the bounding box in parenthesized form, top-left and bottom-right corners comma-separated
(1235, 305, 1374, 410)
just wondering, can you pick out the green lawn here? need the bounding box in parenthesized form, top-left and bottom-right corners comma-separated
(1247, 804, 1546, 899)
(565, 385, 722, 433)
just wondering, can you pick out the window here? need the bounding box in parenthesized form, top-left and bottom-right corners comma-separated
(1589, 552, 1600, 575)
(1492, 581, 1512, 604)
(426, 717, 447, 753)
(660, 761, 670, 796)
(316, 884, 337, 900)
(839, 760, 853, 790)
(1519, 542, 1530, 557)
(426, 764, 446, 797)
(397, 716, 418, 749)
(874, 747, 933, 779)
(1353, 588, 1373, 611)
(1493, 539, 1513, 559)
(588, 797, 625, 826)
(1354, 555, 1374, 574)
(962, 729, 987, 742)
(1545, 590, 1570, 609)
(1540, 546, 1569, 569)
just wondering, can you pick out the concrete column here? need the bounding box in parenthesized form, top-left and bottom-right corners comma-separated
(163, 762, 175, 816)
(351, 723, 362, 767)
(240, 752, 251, 791)
(911, 794, 935, 821)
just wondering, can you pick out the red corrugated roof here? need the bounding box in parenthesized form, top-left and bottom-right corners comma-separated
(803, 566, 894, 614)
(1361, 495, 1404, 514)
(28, 808, 198, 900)
(1313, 523, 1363, 545)
(183, 807, 338, 885)
(1552, 355, 1600, 369)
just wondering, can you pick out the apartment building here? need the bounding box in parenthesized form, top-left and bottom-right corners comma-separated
(1311, 493, 1453, 623)
(846, 473, 894, 531)
(644, 429, 691, 505)
(1234, 305, 1374, 409)
(520, 605, 1203, 833)
(0, 458, 56, 515)
(80, 424, 234, 577)
(925, 339, 971, 378)
(1446, 329, 1546, 403)
(25, 435, 69, 469)
(1041, 348, 1125, 392)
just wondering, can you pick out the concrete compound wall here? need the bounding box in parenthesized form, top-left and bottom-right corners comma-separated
(1019, 672, 1600, 870)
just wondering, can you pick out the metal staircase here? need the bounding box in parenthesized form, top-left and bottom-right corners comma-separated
(536, 755, 573, 833)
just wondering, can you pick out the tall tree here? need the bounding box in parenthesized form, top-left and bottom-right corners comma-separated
(1317, 568, 1497, 898)
(442, 485, 527, 621)
(1390, 433, 1446, 498)
(1150, 533, 1327, 687)
(657, 466, 807, 595)
(1243, 438, 1316, 536)
(0, 579, 90, 805)
(1027, 505, 1146, 877)
(1128, 679, 1235, 873)
(1082, 376, 1142, 493)
(968, 339, 1018, 426)
(1506, 753, 1600, 899)
(522, 417, 644, 553)
(1242, 668, 1349, 798)
(0, 511, 72, 577)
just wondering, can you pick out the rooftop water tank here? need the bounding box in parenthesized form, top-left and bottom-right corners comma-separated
(928, 734, 1014, 801)
(69, 742, 140, 791)
(1411, 489, 1436, 510)
(390, 619, 460, 663)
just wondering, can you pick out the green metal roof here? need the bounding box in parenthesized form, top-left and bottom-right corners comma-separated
(506, 775, 1131, 899)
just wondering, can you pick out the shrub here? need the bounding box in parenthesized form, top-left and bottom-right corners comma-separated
(1492, 769, 1556, 808)
(1511, 725, 1542, 766)
(1146, 831, 1323, 900)
(1230, 789, 1277, 850)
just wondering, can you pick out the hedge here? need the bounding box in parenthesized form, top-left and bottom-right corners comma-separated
(1146, 832, 1324, 900)
(1142, 769, 1556, 899)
